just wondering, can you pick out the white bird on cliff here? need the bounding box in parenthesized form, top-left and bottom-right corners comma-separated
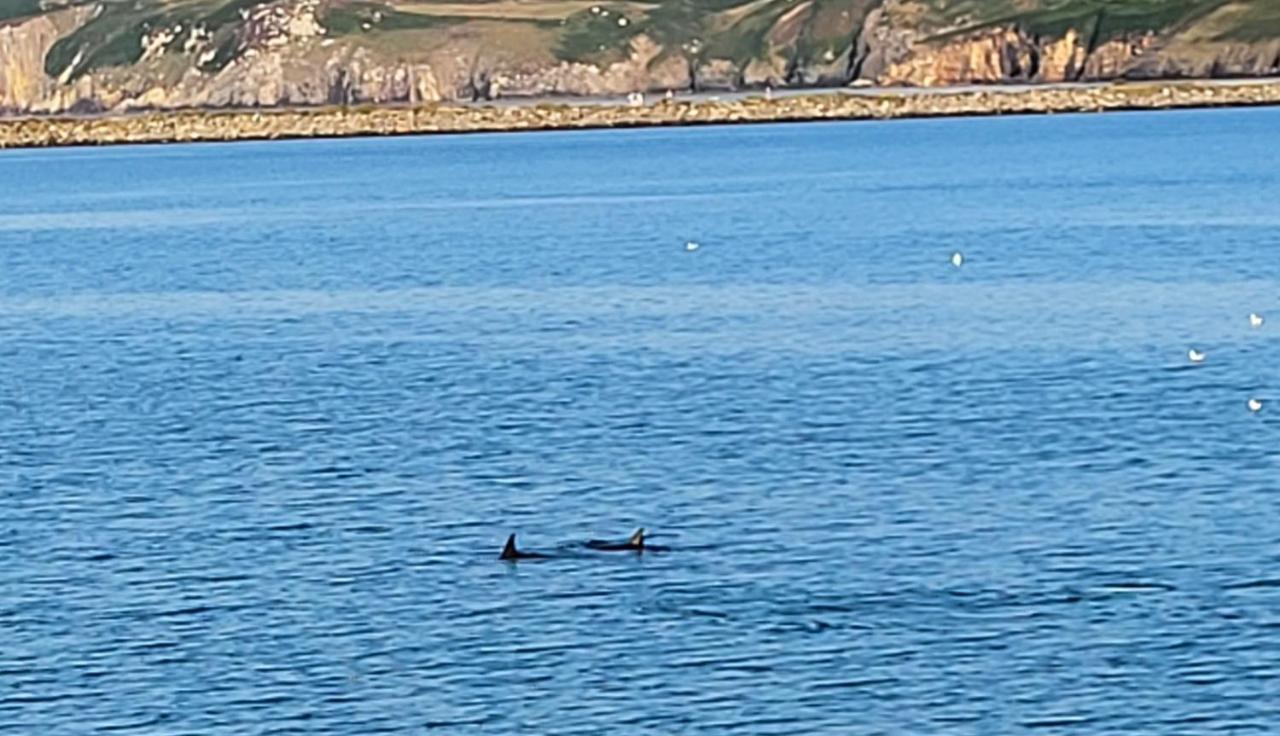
(1188, 348, 1206, 364)
(1250, 312, 1264, 328)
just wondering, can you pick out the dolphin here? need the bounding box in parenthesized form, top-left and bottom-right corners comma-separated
(499, 533, 549, 561)
(584, 528, 665, 553)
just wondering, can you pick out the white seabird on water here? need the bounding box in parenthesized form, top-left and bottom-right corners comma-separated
(1248, 398, 1264, 413)
(685, 241, 700, 252)
(950, 251, 964, 268)
(1250, 313, 1265, 328)
(1187, 348, 1206, 363)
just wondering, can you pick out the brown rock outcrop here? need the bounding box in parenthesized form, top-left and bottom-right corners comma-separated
(878, 27, 1038, 85)
(862, 21, 1152, 87)
(0, 6, 95, 113)
(489, 35, 690, 98)
(1080, 34, 1158, 80)
(1125, 39, 1280, 79)
(852, 0, 1280, 87)
(694, 58, 741, 91)
(1036, 29, 1087, 83)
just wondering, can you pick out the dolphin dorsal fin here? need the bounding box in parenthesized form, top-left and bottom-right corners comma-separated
(501, 534, 519, 560)
(628, 528, 645, 549)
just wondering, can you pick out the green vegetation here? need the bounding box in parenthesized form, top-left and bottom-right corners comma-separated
(201, 0, 270, 26)
(324, 1, 459, 36)
(924, 0, 1268, 47)
(45, 3, 151, 79)
(1029, 0, 1212, 44)
(0, 0, 47, 24)
(796, 0, 877, 57)
(705, 2, 787, 62)
(45, 0, 275, 79)
(1209, 1, 1280, 43)
(556, 4, 643, 63)
(643, 0, 707, 52)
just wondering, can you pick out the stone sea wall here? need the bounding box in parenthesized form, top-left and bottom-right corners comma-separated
(2, 81, 1279, 149)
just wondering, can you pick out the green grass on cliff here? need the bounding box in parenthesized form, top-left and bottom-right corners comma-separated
(45, 3, 149, 79)
(45, 0, 269, 79)
(556, 5, 644, 64)
(1209, 2, 1280, 43)
(1020, 0, 1215, 44)
(325, 1, 460, 35)
(0, 0, 46, 24)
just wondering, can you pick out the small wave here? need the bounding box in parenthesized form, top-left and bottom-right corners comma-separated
(1094, 582, 1177, 593)
(1224, 578, 1280, 590)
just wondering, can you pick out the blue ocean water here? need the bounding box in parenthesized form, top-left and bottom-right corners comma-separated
(2, 108, 1279, 734)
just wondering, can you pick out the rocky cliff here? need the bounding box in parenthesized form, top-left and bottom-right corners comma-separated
(1, 0, 1278, 115)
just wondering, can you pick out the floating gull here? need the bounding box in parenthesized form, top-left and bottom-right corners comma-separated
(685, 241, 700, 252)
(1249, 398, 1263, 413)
(950, 251, 964, 268)
(1187, 348, 1206, 364)
(1250, 313, 1265, 328)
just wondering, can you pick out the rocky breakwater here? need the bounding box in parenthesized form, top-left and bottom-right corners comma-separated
(3, 81, 1280, 149)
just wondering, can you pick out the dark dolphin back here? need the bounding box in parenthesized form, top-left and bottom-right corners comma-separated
(500, 534, 520, 560)
(585, 528, 648, 552)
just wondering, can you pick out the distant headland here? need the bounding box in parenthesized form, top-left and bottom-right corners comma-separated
(3, 0, 1279, 117)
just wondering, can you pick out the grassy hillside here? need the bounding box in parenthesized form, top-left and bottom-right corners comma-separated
(43, 0, 264, 78)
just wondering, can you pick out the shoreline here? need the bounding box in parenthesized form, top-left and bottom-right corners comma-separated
(2, 79, 1280, 150)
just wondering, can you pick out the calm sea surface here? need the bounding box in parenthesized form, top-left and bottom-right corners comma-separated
(2, 108, 1280, 734)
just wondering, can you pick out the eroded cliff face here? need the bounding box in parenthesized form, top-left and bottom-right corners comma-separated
(0, 6, 95, 113)
(483, 35, 692, 99)
(854, 0, 1279, 87)
(3, 1, 456, 113)
(859, 23, 1161, 86)
(855, 10, 1150, 86)
(0, 0, 1278, 116)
